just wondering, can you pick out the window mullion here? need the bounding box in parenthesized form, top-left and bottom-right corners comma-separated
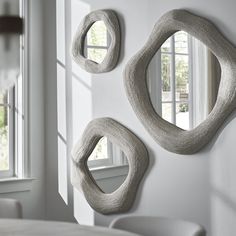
(86, 45, 108, 49)
(171, 35, 176, 125)
(84, 34, 88, 58)
(188, 34, 194, 129)
(8, 88, 15, 177)
(106, 27, 110, 47)
(157, 50, 162, 115)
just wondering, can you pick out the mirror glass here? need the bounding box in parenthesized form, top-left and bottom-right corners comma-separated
(88, 137, 129, 193)
(84, 21, 110, 63)
(148, 31, 221, 130)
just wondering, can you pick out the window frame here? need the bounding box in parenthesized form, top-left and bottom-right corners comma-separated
(0, 0, 29, 180)
(84, 21, 111, 63)
(87, 139, 128, 169)
(17, 0, 30, 178)
(158, 32, 194, 130)
(87, 140, 113, 168)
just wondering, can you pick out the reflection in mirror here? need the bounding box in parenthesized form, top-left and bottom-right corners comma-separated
(88, 137, 129, 193)
(84, 21, 110, 64)
(148, 31, 221, 130)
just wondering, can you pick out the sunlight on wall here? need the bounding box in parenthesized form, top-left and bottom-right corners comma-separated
(70, 0, 93, 224)
(56, 0, 65, 64)
(56, 0, 68, 204)
(57, 63, 68, 204)
(73, 188, 95, 225)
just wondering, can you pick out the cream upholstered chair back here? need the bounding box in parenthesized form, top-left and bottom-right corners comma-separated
(0, 198, 22, 219)
(110, 216, 206, 236)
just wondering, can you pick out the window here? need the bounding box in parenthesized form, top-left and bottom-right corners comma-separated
(84, 21, 110, 63)
(0, 90, 14, 177)
(149, 31, 220, 130)
(0, 0, 28, 179)
(160, 31, 191, 130)
(88, 137, 128, 168)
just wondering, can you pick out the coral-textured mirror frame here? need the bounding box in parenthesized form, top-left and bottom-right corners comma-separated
(71, 118, 149, 214)
(124, 9, 236, 154)
(71, 9, 121, 73)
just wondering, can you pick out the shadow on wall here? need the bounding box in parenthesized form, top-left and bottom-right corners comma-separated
(209, 110, 236, 236)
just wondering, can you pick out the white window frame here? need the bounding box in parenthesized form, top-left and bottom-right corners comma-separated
(88, 140, 128, 169)
(87, 140, 113, 168)
(17, 0, 29, 178)
(150, 32, 194, 130)
(0, 0, 29, 180)
(84, 21, 110, 63)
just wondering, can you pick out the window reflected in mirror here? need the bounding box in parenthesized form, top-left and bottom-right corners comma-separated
(149, 31, 221, 130)
(84, 21, 109, 64)
(88, 137, 129, 193)
(0, 92, 9, 171)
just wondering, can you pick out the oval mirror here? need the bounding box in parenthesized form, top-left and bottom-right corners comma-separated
(88, 137, 129, 193)
(71, 9, 121, 73)
(148, 31, 221, 130)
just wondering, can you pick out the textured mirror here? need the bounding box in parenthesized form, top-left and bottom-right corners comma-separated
(148, 30, 221, 130)
(71, 9, 121, 73)
(71, 118, 149, 214)
(88, 137, 129, 193)
(124, 9, 236, 154)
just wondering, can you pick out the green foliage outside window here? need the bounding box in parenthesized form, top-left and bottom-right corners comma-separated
(161, 32, 189, 94)
(0, 93, 9, 171)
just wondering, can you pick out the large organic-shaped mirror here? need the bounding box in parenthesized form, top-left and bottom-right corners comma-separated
(124, 9, 236, 154)
(71, 9, 121, 73)
(148, 31, 221, 130)
(71, 118, 149, 214)
(88, 137, 129, 193)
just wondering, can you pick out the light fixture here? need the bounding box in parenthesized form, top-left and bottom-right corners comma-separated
(0, 1, 23, 92)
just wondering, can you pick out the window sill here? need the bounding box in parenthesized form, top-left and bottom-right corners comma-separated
(0, 177, 34, 194)
(90, 165, 129, 180)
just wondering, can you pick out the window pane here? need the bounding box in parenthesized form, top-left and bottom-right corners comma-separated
(175, 55, 189, 102)
(87, 21, 107, 47)
(176, 102, 189, 130)
(175, 31, 188, 54)
(0, 92, 7, 105)
(0, 93, 3, 104)
(161, 37, 171, 53)
(162, 103, 172, 123)
(87, 48, 107, 64)
(88, 137, 108, 161)
(0, 106, 9, 171)
(161, 54, 171, 102)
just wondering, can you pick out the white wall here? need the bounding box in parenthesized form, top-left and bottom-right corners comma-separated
(44, 0, 236, 235)
(0, 0, 46, 219)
